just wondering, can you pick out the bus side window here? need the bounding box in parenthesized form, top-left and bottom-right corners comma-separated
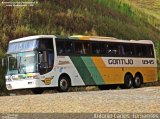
(75, 42, 90, 55)
(39, 51, 48, 68)
(92, 42, 100, 55)
(38, 38, 54, 75)
(48, 51, 54, 68)
(56, 41, 65, 55)
(123, 45, 134, 56)
(65, 41, 73, 54)
(39, 38, 53, 50)
(135, 45, 142, 57)
(91, 42, 106, 55)
(118, 45, 125, 55)
(75, 42, 83, 54)
(99, 43, 105, 55)
(147, 45, 154, 58)
(141, 45, 148, 57)
(135, 45, 148, 57)
(82, 42, 90, 54)
(107, 44, 119, 56)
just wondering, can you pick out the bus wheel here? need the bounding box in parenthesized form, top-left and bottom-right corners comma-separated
(58, 76, 70, 92)
(31, 88, 44, 94)
(120, 74, 133, 89)
(133, 75, 142, 88)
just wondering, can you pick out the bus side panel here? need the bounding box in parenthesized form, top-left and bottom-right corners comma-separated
(139, 67, 157, 83)
(81, 57, 105, 85)
(70, 56, 105, 85)
(69, 56, 96, 85)
(55, 56, 85, 86)
(92, 57, 124, 84)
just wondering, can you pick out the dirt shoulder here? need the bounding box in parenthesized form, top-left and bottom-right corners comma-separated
(0, 86, 159, 113)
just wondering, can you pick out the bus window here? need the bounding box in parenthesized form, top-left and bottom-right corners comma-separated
(106, 44, 119, 56)
(122, 44, 135, 56)
(56, 41, 65, 55)
(39, 51, 48, 68)
(75, 42, 83, 54)
(141, 45, 148, 57)
(92, 42, 100, 55)
(65, 41, 73, 54)
(82, 42, 90, 54)
(135, 45, 142, 57)
(39, 38, 53, 50)
(91, 42, 105, 55)
(75, 42, 90, 55)
(135, 44, 148, 57)
(147, 45, 154, 58)
(38, 38, 54, 75)
(99, 43, 106, 55)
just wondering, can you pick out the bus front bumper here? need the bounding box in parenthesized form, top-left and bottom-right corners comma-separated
(6, 79, 41, 90)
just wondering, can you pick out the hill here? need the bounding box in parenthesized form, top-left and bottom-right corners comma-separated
(0, 0, 160, 90)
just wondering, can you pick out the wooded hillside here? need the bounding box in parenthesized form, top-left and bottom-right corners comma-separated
(0, 0, 160, 90)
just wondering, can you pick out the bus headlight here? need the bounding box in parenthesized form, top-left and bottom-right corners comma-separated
(5, 75, 12, 81)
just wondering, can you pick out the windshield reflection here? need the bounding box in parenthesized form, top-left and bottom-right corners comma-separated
(7, 51, 37, 75)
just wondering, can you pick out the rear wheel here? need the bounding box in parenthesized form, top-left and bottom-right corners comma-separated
(58, 76, 70, 92)
(133, 75, 142, 88)
(120, 74, 133, 89)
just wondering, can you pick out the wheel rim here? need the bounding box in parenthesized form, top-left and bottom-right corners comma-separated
(125, 75, 133, 88)
(128, 78, 132, 87)
(60, 79, 68, 90)
(135, 77, 141, 86)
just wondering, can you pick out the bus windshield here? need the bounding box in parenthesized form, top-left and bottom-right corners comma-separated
(7, 51, 37, 75)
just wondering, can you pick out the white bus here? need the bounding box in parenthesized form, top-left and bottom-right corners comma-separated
(5, 35, 158, 94)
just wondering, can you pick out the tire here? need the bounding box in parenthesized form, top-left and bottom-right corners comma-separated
(120, 74, 133, 89)
(58, 76, 70, 92)
(31, 88, 44, 94)
(133, 75, 142, 88)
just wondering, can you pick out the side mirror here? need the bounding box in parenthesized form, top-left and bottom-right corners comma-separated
(1, 57, 8, 68)
(1, 58, 4, 67)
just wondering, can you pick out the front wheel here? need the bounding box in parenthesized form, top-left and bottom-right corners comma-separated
(58, 76, 70, 92)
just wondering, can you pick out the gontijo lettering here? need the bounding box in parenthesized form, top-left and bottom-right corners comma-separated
(108, 59, 133, 65)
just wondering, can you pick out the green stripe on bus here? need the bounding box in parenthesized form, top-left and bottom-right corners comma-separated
(81, 57, 104, 85)
(70, 56, 96, 85)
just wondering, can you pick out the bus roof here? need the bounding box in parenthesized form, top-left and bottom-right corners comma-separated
(9, 35, 153, 44)
(9, 35, 55, 43)
(70, 35, 154, 44)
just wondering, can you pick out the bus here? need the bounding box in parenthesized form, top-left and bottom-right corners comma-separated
(5, 35, 158, 94)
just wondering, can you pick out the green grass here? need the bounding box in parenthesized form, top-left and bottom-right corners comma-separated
(96, 0, 160, 32)
(128, 0, 160, 31)
(129, 0, 160, 15)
